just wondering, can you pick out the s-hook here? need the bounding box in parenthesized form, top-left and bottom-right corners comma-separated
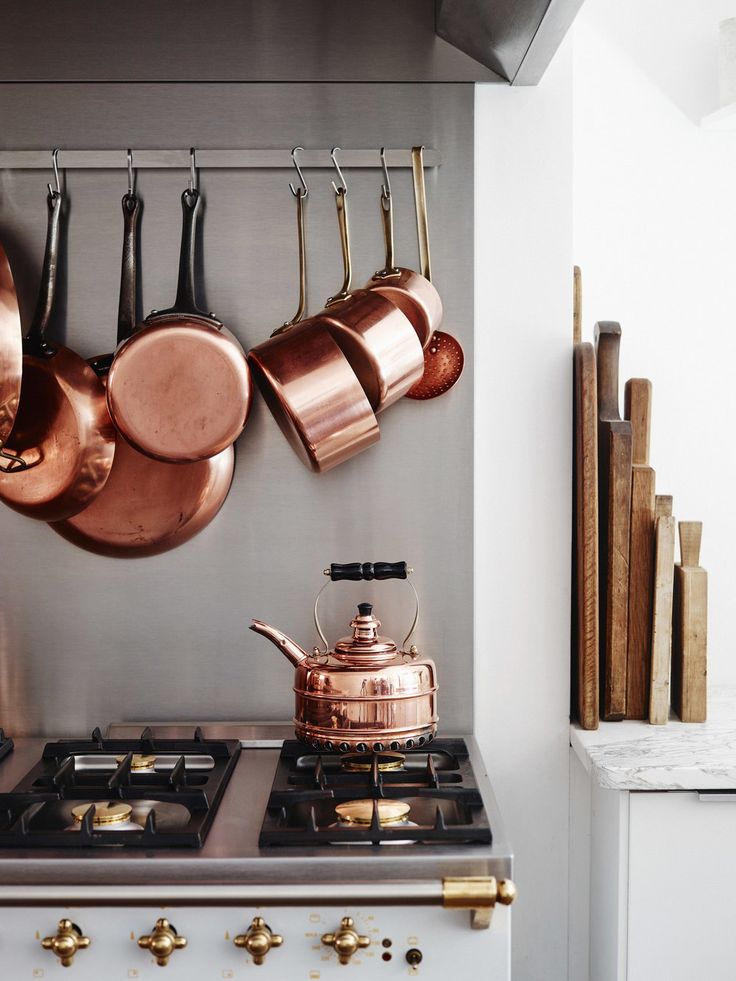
(189, 147, 198, 194)
(48, 147, 61, 199)
(127, 149, 135, 196)
(289, 145, 309, 200)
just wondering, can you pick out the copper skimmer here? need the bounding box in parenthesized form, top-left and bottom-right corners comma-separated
(52, 174, 234, 557)
(405, 146, 464, 400)
(0, 239, 23, 473)
(0, 157, 116, 521)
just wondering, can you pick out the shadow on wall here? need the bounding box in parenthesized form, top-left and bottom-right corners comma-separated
(578, 0, 736, 124)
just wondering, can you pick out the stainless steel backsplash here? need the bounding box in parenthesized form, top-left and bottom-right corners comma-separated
(0, 83, 473, 735)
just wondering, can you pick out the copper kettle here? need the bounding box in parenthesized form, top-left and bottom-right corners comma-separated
(250, 562, 438, 753)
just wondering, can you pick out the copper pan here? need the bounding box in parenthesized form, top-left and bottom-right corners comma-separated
(106, 157, 252, 464)
(0, 174, 116, 522)
(318, 149, 424, 412)
(51, 188, 234, 557)
(0, 240, 23, 472)
(248, 153, 378, 473)
(363, 148, 442, 350)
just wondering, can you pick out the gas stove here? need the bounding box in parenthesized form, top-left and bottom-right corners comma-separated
(0, 724, 514, 979)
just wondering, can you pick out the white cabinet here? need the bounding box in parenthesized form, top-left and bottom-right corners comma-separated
(569, 750, 736, 981)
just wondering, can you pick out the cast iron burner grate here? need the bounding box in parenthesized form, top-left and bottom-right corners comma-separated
(0, 729, 13, 765)
(259, 738, 492, 846)
(0, 726, 240, 848)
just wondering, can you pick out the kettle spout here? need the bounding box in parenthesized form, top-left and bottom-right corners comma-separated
(250, 619, 309, 667)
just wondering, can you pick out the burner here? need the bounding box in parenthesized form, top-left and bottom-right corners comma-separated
(341, 751, 405, 772)
(115, 753, 156, 771)
(334, 799, 411, 826)
(0, 726, 240, 848)
(71, 801, 134, 827)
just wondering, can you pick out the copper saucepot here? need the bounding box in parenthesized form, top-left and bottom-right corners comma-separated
(250, 561, 438, 753)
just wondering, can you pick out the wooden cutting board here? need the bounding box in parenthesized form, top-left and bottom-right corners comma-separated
(624, 378, 656, 719)
(672, 521, 707, 722)
(572, 267, 599, 730)
(595, 322, 632, 721)
(649, 495, 675, 725)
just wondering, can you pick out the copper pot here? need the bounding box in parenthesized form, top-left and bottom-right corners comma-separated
(363, 149, 443, 350)
(248, 165, 379, 473)
(319, 153, 424, 411)
(250, 561, 438, 752)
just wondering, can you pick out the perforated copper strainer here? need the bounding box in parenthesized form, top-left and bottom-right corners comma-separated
(405, 146, 464, 400)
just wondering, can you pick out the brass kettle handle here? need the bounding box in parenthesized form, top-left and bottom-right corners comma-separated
(234, 916, 283, 964)
(314, 562, 420, 656)
(138, 917, 187, 966)
(41, 918, 91, 967)
(321, 916, 370, 964)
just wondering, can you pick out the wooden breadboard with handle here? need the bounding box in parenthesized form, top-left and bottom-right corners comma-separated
(672, 521, 707, 723)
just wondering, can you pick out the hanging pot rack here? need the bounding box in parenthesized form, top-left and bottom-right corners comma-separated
(0, 148, 440, 172)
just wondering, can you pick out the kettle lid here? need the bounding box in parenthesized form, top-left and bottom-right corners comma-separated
(334, 603, 398, 661)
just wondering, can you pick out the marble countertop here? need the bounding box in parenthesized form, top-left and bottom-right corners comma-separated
(570, 687, 736, 790)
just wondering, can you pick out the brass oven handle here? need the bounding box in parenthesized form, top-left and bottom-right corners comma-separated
(321, 916, 371, 964)
(234, 916, 283, 964)
(41, 918, 91, 967)
(138, 917, 187, 966)
(314, 562, 419, 655)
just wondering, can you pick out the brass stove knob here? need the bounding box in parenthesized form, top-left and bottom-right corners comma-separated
(233, 916, 283, 964)
(41, 919, 91, 967)
(321, 916, 370, 964)
(137, 918, 187, 966)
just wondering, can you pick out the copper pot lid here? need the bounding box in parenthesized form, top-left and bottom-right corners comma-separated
(333, 604, 397, 661)
(334, 799, 411, 826)
(115, 753, 156, 771)
(71, 801, 133, 826)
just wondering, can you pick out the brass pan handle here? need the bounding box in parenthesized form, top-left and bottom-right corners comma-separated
(313, 562, 419, 656)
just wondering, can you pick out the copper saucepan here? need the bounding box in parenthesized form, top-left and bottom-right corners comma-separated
(0, 238, 23, 473)
(106, 156, 252, 463)
(363, 148, 442, 351)
(248, 151, 379, 473)
(317, 148, 425, 412)
(52, 183, 234, 558)
(0, 166, 116, 522)
(251, 561, 438, 753)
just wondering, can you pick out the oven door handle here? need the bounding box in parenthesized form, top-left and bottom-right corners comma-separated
(0, 878, 516, 930)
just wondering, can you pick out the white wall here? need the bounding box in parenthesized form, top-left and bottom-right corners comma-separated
(573, 0, 736, 685)
(475, 40, 574, 981)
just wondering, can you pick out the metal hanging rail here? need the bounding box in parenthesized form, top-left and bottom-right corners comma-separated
(0, 148, 440, 171)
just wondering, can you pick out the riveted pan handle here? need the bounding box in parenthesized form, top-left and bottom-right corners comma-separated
(25, 188, 62, 357)
(150, 189, 213, 322)
(117, 192, 141, 345)
(314, 562, 418, 655)
(327, 562, 409, 581)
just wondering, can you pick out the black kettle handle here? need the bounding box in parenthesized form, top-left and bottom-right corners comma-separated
(328, 562, 408, 582)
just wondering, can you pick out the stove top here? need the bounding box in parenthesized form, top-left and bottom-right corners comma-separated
(0, 726, 240, 848)
(260, 739, 492, 846)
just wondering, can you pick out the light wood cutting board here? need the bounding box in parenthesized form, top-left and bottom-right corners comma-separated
(624, 378, 656, 719)
(649, 495, 675, 725)
(572, 267, 599, 730)
(672, 521, 707, 722)
(595, 322, 632, 721)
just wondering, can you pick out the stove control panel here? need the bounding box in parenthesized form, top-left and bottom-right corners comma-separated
(5, 905, 511, 979)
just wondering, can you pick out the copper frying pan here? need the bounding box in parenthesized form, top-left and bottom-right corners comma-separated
(0, 180, 116, 521)
(51, 189, 234, 558)
(0, 240, 23, 472)
(106, 168, 252, 464)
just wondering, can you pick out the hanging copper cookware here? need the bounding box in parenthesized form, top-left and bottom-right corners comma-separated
(363, 148, 443, 351)
(318, 148, 425, 412)
(106, 151, 252, 464)
(52, 169, 234, 558)
(251, 561, 438, 753)
(248, 149, 379, 473)
(0, 158, 116, 521)
(0, 239, 23, 473)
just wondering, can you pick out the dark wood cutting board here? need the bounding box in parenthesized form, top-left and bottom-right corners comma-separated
(595, 322, 632, 721)
(572, 268, 599, 730)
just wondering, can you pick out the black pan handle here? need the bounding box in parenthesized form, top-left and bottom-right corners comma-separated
(25, 189, 62, 357)
(328, 562, 408, 581)
(150, 188, 209, 321)
(117, 192, 141, 345)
